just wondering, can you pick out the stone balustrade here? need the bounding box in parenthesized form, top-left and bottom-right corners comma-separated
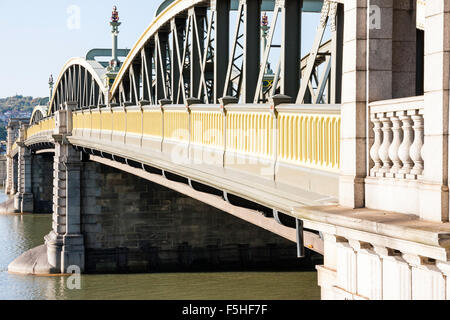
(365, 96, 425, 215)
(369, 96, 424, 180)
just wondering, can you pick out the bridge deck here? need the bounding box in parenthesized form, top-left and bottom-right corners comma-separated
(69, 135, 337, 213)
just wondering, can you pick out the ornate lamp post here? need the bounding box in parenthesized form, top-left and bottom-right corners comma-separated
(108, 6, 121, 73)
(48, 74, 54, 104)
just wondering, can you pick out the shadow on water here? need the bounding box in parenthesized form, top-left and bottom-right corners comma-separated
(0, 190, 321, 300)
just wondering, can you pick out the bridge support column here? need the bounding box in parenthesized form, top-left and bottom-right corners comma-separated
(5, 124, 14, 195)
(45, 102, 85, 273)
(5, 154, 15, 196)
(420, 1, 450, 222)
(12, 156, 18, 195)
(5, 121, 20, 196)
(338, 0, 368, 208)
(14, 124, 34, 213)
(60, 147, 84, 273)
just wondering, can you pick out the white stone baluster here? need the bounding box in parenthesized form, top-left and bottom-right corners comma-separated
(369, 115, 382, 176)
(377, 115, 393, 175)
(398, 113, 414, 177)
(410, 113, 424, 176)
(387, 113, 403, 176)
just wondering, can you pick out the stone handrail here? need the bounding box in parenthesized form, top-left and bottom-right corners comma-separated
(369, 96, 424, 180)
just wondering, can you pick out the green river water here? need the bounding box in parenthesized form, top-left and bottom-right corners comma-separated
(0, 192, 320, 300)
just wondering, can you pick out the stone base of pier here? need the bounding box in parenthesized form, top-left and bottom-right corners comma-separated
(8, 245, 59, 275)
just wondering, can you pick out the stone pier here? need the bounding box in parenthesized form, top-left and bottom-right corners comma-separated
(14, 124, 34, 213)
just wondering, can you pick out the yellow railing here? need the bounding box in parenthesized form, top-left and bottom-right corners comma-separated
(143, 108, 162, 137)
(226, 110, 273, 158)
(278, 110, 340, 171)
(126, 109, 142, 135)
(164, 108, 189, 142)
(26, 117, 55, 140)
(91, 109, 102, 131)
(112, 109, 126, 133)
(69, 105, 340, 173)
(191, 109, 224, 148)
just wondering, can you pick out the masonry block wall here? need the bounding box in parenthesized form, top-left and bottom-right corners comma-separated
(0, 156, 7, 186)
(32, 153, 53, 213)
(80, 161, 312, 273)
(12, 156, 18, 195)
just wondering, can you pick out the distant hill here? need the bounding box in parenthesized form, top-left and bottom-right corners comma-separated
(0, 95, 49, 115)
(0, 95, 49, 141)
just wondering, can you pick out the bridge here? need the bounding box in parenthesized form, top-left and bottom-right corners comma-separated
(4, 0, 450, 300)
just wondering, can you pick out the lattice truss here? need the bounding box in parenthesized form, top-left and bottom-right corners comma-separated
(50, 63, 107, 113)
(50, 0, 344, 111)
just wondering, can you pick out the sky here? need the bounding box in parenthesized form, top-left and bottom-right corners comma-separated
(0, 1, 323, 99)
(0, 1, 161, 98)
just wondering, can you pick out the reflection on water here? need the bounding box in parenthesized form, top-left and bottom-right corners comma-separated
(0, 192, 320, 300)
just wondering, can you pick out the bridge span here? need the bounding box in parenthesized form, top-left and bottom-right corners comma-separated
(5, 0, 450, 300)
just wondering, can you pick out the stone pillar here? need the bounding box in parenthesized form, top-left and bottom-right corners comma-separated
(5, 124, 15, 195)
(420, 1, 450, 222)
(392, 0, 417, 98)
(45, 101, 85, 273)
(12, 156, 18, 195)
(61, 146, 84, 273)
(14, 124, 34, 213)
(367, 0, 416, 101)
(367, 0, 393, 102)
(339, 0, 367, 207)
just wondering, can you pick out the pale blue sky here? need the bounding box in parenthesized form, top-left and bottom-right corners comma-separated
(0, 1, 161, 98)
(0, 1, 322, 98)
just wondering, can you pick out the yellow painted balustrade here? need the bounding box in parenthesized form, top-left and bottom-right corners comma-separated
(126, 108, 142, 135)
(72, 112, 82, 130)
(226, 107, 274, 158)
(277, 106, 340, 172)
(26, 123, 40, 138)
(69, 104, 340, 174)
(83, 111, 92, 131)
(142, 108, 162, 137)
(91, 109, 102, 131)
(164, 108, 189, 142)
(112, 108, 126, 133)
(72, 107, 163, 138)
(101, 110, 113, 131)
(190, 107, 224, 148)
(25, 117, 56, 139)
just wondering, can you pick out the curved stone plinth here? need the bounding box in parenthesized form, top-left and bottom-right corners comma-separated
(0, 198, 16, 214)
(8, 245, 60, 275)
